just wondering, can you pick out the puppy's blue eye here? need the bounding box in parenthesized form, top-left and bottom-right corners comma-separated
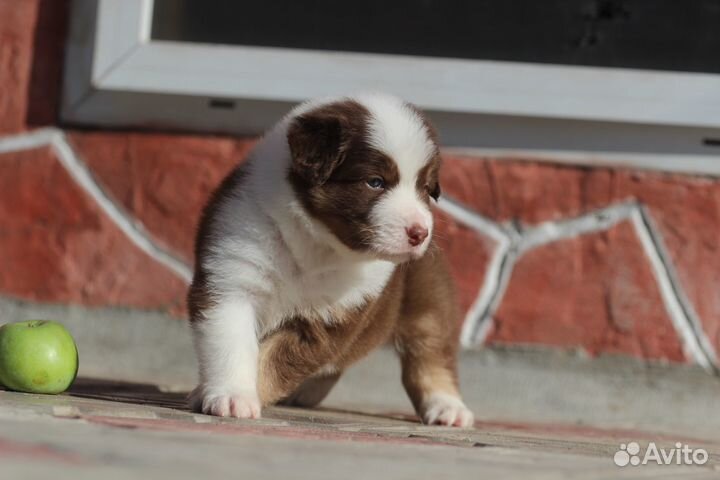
(366, 177, 385, 189)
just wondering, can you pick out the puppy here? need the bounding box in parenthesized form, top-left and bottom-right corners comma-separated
(188, 93, 474, 427)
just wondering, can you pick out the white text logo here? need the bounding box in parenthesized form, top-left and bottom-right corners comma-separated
(614, 442, 708, 467)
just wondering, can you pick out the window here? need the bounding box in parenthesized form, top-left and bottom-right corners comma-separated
(63, 0, 720, 173)
(152, 0, 720, 74)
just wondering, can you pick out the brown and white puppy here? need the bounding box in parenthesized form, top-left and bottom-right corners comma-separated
(188, 93, 474, 427)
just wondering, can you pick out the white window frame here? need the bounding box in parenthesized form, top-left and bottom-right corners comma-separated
(63, 0, 720, 175)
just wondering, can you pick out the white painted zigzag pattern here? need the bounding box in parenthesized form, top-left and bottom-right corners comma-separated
(437, 197, 718, 372)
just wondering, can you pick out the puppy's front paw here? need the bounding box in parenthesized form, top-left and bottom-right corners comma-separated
(421, 392, 474, 428)
(190, 386, 261, 419)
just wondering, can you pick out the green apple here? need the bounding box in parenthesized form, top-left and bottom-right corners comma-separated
(0, 320, 78, 394)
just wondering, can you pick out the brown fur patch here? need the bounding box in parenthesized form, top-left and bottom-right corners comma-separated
(287, 100, 369, 186)
(287, 100, 405, 252)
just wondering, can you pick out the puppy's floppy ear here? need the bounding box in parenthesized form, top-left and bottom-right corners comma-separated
(430, 182, 441, 201)
(287, 111, 350, 186)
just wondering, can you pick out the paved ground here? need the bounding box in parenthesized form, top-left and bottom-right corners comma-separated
(3, 349, 720, 479)
(2, 379, 719, 480)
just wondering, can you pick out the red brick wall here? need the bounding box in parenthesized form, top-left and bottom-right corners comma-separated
(2, 0, 719, 369)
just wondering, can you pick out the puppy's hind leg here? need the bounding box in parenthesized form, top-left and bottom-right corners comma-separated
(278, 371, 342, 408)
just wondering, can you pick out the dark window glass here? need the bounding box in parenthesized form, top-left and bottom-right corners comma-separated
(152, 0, 720, 74)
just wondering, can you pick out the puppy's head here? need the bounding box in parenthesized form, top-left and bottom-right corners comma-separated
(287, 94, 440, 263)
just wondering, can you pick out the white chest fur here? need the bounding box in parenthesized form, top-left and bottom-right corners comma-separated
(281, 257, 395, 318)
(262, 223, 396, 326)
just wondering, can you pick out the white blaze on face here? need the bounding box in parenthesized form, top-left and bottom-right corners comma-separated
(369, 185, 433, 258)
(356, 93, 436, 259)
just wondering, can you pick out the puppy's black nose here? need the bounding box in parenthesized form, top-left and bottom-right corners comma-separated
(406, 224, 429, 247)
